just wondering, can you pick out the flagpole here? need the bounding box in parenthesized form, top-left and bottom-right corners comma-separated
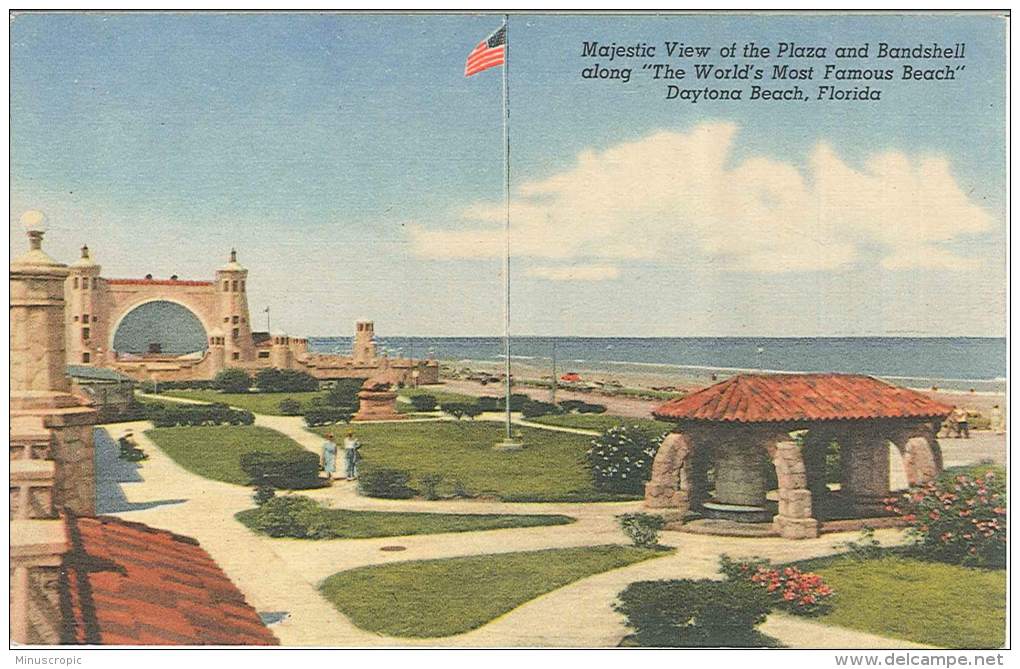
(501, 14, 513, 443)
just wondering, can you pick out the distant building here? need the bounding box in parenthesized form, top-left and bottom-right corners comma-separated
(64, 245, 439, 385)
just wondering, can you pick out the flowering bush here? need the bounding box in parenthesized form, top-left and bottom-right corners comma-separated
(586, 425, 664, 494)
(618, 513, 666, 548)
(720, 555, 834, 616)
(886, 469, 1006, 569)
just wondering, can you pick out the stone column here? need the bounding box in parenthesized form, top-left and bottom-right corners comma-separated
(772, 439, 819, 539)
(801, 431, 831, 503)
(892, 423, 943, 486)
(644, 432, 692, 513)
(840, 431, 891, 516)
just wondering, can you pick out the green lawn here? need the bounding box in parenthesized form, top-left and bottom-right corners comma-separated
(310, 421, 632, 502)
(145, 425, 307, 485)
(796, 555, 1005, 648)
(321, 545, 667, 637)
(529, 413, 673, 434)
(162, 389, 328, 415)
(236, 503, 574, 539)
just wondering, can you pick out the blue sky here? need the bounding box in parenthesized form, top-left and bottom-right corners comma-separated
(10, 12, 1007, 337)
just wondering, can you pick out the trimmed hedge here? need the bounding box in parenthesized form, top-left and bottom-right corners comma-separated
(255, 368, 319, 393)
(239, 450, 323, 489)
(358, 468, 416, 499)
(149, 403, 255, 427)
(615, 579, 773, 647)
(278, 398, 302, 415)
(521, 400, 563, 419)
(304, 408, 353, 427)
(409, 394, 438, 412)
(139, 379, 217, 393)
(213, 368, 252, 393)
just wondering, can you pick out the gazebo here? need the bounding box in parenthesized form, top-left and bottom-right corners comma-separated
(645, 374, 953, 539)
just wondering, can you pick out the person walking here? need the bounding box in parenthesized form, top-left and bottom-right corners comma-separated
(952, 407, 970, 439)
(343, 431, 361, 480)
(321, 433, 338, 480)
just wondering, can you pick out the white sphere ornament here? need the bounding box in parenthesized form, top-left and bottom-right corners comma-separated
(19, 210, 48, 234)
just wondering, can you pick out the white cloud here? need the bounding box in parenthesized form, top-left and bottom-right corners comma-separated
(526, 264, 620, 281)
(408, 122, 995, 276)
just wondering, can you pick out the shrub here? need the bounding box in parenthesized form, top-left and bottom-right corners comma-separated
(303, 408, 353, 427)
(618, 513, 666, 548)
(149, 403, 255, 427)
(719, 555, 834, 616)
(255, 368, 319, 393)
(886, 469, 1006, 569)
(558, 399, 587, 413)
(242, 495, 331, 538)
(358, 468, 416, 499)
(475, 396, 502, 412)
(462, 404, 483, 420)
(324, 379, 364, 411)
(239, 450, 322, 489)
(213, 367, 252, 393)
(577, 402, 607, 414)
(442, 402, 469, 419)
(253, 485, 276, 506)
(278, 398, 302, 415)
(615, 579, 773, 647)
(409, 394, 438, 412)
(521, 400, 561, 419)
(420, 473, 444, 500)
(586, 425, 664, 495)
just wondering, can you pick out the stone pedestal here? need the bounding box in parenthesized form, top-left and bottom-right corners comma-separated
(353, 389, 401, 421)
(714, 443, 768, 507)
(644, 433, 692, 512)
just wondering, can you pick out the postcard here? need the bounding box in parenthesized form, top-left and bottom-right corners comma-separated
(8, 9, 1008, 652)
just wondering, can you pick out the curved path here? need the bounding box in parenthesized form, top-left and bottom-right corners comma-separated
(103, 408, 928, 648)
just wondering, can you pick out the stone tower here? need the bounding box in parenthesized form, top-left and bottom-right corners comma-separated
(353, 320, 377, 364)
(65, 245, 105, 366)
(215, 249, 255, 365)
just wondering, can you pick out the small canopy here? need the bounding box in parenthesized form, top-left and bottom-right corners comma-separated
(653, 373, 953, 424)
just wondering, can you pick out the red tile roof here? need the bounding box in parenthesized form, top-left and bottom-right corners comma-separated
(106, 279, 213, 287)
(653, 373, 953, 424)
(61, 515, 278, 646)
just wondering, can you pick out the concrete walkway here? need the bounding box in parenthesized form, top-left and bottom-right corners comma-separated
(104, 414, 931, 648)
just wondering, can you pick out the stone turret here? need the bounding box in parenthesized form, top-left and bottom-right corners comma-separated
(65, 245, 105, 366)
(353, 320, 377, 364)
(215, 249, 255, 365)
(207, 328, 226, 371)
(270, 333, 292, 369)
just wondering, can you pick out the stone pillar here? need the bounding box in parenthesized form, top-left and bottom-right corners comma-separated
(893, 423, 943, 486)
(772, 440, 818, 539)
(644, 432, 692, 512)
(840, 432, 891, 516)
(353, 321, 377, 365)
(10, 520, 67, 644)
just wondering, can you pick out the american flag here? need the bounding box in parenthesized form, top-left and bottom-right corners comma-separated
(464, 25, 506, 77)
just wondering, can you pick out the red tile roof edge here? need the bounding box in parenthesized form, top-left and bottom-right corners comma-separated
(653, 373, 954, 424)
(60, 513, 278, 646)
(105, 279, 214, 287)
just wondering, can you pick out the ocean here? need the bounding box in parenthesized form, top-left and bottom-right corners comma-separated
(308, 336, 1007, 393)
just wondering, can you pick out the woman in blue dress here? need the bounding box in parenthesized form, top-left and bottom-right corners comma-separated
(321, 433, 338, 480)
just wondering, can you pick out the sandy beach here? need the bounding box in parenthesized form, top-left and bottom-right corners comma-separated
(436, 358, 1007, 419)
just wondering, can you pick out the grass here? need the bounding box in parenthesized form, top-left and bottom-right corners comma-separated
(162, 389, 328, 415)
(145, 425, 307, 485)
(529, 413, 673, 433)
(236, 502, 574, 539)
(310, 421, 633, 502)
(794, 554, 1006, 648)
(321, 545, 667, 638)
